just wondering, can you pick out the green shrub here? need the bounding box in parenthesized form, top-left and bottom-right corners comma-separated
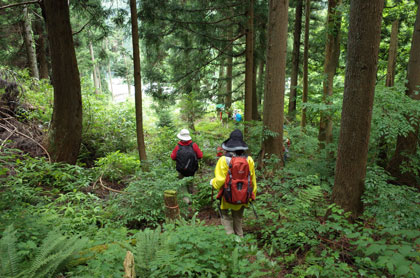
(95, 151, 140, 182)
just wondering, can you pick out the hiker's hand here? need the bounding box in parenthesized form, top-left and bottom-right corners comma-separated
(209, 179, 213, 186)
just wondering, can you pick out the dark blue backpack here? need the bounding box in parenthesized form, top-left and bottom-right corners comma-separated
(176, 143, 198, 177)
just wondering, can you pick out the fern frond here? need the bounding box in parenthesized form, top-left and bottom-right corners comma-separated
(20, 230, 88, 278)
(0, 225, 20, 278)
(134, 227, 163, 278)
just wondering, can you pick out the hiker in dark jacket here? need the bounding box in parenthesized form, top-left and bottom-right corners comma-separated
(171, 129, 203, 194)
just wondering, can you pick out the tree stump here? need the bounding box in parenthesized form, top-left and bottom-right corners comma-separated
(164, 190, 180, 221)
(123, 250, 135, 278)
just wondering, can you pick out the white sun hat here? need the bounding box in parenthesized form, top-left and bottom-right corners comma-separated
(177, 129, 192, 141)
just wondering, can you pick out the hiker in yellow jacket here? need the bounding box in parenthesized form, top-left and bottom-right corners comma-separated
(210, 129, 257, 237)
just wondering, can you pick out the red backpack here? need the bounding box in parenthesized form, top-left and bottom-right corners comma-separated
(217, 156, 255, 204)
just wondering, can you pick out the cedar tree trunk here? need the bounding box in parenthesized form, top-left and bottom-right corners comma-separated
(288, 0, 303, 120)
(129, 0, 147, 162)
(43, 0, 82, 164)
(332, 0, 384, 217)
(387, 4, 420, 187)
(318, 0, 342, 147)
(33, 19, 49, 79)
(386, 20, 399, 87)
(261, 0, 289, 166)
(23, 6, 39, 78)
(301, 0, 310, 128)
(245, 0, 254, 132)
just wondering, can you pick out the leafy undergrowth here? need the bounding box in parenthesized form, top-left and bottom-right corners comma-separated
(1, 80, 420, 277)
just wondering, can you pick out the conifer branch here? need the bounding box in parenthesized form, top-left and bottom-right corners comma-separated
(0, 0, 40, 11)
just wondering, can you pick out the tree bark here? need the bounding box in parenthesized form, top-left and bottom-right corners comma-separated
(245, 0, 254, 134)
(33, 19, 49, 79)
(385, 20, 399, 87)
(301, 0, 310, 128)
(288, 0, 303, 120)
(257, 59, 264, 107)
(387, 4, 420, 187)
(225, 33, 233, 117)
(89, 41, 100, 94)
(318, 0, 342, 147)
(123, 55, 132, 96)
(23, 6, 39, 78)
(218, 58, 225, 105)
(332, 0, 384, 217)
(129, 0, 147, 163)
(43, 0, 82, 164)
(378, 19, 399, 165)
(261, 0, 289, 167)
(252, 55, 259, 120)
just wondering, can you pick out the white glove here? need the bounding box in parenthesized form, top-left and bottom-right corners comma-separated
(209, 179, 213, 186)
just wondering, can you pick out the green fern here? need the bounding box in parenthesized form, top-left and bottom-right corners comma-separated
(19, 229, 88, 278)
(0, 225, 20, 278)
(134, 227, 164, 277)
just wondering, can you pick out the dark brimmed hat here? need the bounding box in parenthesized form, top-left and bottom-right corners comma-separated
(221, 129, 248, 151)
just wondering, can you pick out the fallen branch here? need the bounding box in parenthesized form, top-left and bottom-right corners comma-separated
(0, 123, 51, 162)
(0, 126, 17, 148)
(99, 176, 127, 194)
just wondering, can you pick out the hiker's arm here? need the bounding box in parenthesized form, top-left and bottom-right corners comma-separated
(211, 157, 228, 190)
(193, 143, 203, 159)
(170, 145, 178, 160)
(248, 157, 257, 197)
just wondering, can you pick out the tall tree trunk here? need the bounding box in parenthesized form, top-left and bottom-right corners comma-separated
(378, 19, 399, 165)
(218, 58, 225, 105)
(257, 59, 264, 107)
(245, 0, 254, 134)
(252, 55, 259, 120)
(261, 0, 289, 167)
(129, 0, 147, 162)
(301, 0, 310, 128)
(225, 37, 233, 117)
(123, 55, 132, 96)
(387, 4, 420, 187)
(318, 0, 342, 147)
(43, 0, 82, 164)
(386, 20, 399, 87)
(332, 0, 384, 217)
(89, 41, 100, 94)
(33, 19, 49, 79)
(23, 6, 39, 78)
(107, 63, 114, 100)
(288, 0, 303, 120)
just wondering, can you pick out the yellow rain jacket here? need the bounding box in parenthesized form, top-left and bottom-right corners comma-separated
(211, 155, 257, 210)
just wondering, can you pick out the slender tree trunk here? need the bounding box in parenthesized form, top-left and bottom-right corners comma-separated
(33, 19, 49, 79)
(245, 0, 254, 134)
(288, 0, 303, 120)
(386, 20, 399, 87)
(318, 0, 342, 147)
(43, 0, 82, 164)
(23, 6, 39, 78)
(252, 55, 259, 120)
(378, 19, 399, 165)
(225, 36, 233, 116)
(301, 0, 310, 128)
(257, 59, 264, 107)
(129, 0, 147, 162)
(123, 55, 132, 96)
(107, 63, 114, 100)
(332, 0, 384, 217)
(218, 58, 225, 105)
(261, 0, 289, 167)
(89, 41, 100, 94)
(387, 4, 420, 187)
